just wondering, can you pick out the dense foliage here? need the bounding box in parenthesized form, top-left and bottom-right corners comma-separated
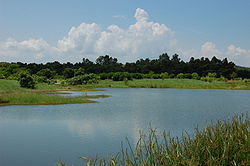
(1, 54, 250, 83)
(18, 72, 36, 89)
(67, 74, 99, 85)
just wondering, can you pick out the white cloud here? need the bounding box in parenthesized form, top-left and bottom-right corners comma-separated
(182, 42, 250, 67)
(226, 45, 250, 66)
(112, 15, 127, 19)
(180, 42, 222, 61)
(200, 42, 222, 58)
(0, 8, 174, 63)
(0, 38, 60, 62)
(57, 23, 101, 53)
(0, 8, 249, 67)
(134, 8, 149, 22)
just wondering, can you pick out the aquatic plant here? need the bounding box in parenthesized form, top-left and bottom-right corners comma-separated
(58, 113, 249, 166)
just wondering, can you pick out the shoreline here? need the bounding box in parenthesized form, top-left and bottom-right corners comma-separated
(1, 78, 250, 106)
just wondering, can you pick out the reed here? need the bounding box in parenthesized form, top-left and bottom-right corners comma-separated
(58, 114, 249, 166)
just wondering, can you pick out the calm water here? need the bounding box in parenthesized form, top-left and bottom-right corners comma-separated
(0, 88, 250, 166)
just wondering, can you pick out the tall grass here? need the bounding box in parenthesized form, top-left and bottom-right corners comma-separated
(0, 79, 101, 106)
(82, 79, 250, 90)
(58, 114, 249, 166)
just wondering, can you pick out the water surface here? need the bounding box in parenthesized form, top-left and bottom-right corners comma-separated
(0, 88, 249, 166)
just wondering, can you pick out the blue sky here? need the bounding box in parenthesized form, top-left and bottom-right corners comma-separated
(1, 0, 250, 66)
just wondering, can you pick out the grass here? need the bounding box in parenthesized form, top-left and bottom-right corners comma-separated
(1, 78, 250, 106)
(82, 79, 250, 90)
(58, 113, 249, 166)
(0, 79, 107, 106)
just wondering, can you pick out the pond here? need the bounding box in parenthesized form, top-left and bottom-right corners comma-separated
(0, 88, 250, 166)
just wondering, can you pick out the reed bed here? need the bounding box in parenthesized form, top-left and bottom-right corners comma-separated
(58, 113, 249, 166)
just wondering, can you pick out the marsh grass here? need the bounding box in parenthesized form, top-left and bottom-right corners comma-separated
(1, 91, 96, 106)
(82, 79, 250, 90)
(58, 114, 249, 166)
(0, 79, 104, 106)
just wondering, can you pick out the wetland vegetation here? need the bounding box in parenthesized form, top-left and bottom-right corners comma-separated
(58, 114, 249, 166)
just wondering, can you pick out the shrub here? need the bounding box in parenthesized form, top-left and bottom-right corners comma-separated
(36, 68, 55, 79)
(63, 68, 75, 79)
(18, 72, 36, 89)
(160, 72, 169, 79)
(112, 72, 132, 81)
(67, 74, 99, 85)
(33, 75, 49, 83)
(183, 73, 192, 79)
(151, 74, 161, 79)
(191, 72, 200, 80)
(207, 72, 217, 78)
(131, 73, 143, 79)
(217, 76, 228, 81)
(176, 73, 184, 79)
(169, 73, 175, 78)
(74, 68, 86, 76)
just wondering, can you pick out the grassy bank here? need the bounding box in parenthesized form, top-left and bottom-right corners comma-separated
(1, 78, 250, 106)
(83, 79, 250, 90)
(0, 79, 107, 106)
(58, 114, 249, 166)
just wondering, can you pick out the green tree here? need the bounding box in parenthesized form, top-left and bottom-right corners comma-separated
(18, 72, 36, 89)
(37, 68, 55, 79)
(74, 68, 86, 76)
(96, 55, 118, 65)
(63, 68, 75, 78)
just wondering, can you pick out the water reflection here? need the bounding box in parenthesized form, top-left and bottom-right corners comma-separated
(0, 88, 250, 166)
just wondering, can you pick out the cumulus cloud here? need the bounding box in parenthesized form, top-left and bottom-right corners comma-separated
(200, 42, 222, 58)
(0, 38, 60, 62)
(183, 42, 250, 66)
(134, 8, 149, 22)
(0, 8, 249, 66)
(0, 8, 174, 63)
(226, 45, 250, 66)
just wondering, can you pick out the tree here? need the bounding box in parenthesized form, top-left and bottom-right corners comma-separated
(19, 72, 36, 89)
(159, 53, 170, 62)
(96, 55, 118, 65)
(63, 68, 75, 78)
(74, 68, 86, 76)
(37, 68, 54, 79)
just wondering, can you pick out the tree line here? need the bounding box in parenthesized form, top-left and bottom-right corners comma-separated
(0, 53, 250, 81)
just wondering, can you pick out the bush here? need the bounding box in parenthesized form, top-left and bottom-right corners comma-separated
(112, 72, 132, 81)
(160, 72, 169, 79)
(33, 75, 49, 83)
(67, 74, 99, 85)
(191, 72, 200, 80)
(183, 73, 192, 79)
(207, 72, 217, 78)
(130, 73, 143, 79)
(217, 76, 228, 81)
(169, 73, 175, 78)
(176, 73, 184, 79)
(18, 73, 36, 89)
(36, 68, 55, 79)
(63, 68, 75, 78)
(74, 68, 86, 76)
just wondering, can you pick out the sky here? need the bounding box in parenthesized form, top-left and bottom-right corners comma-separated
(0, 0, 250, 67)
